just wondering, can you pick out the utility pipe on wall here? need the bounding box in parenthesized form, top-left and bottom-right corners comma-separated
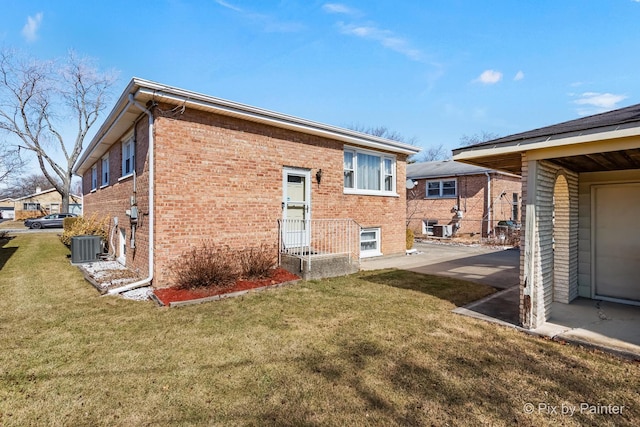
(107, 94, 155, 295)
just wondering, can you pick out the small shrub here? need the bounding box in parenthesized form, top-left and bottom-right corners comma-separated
(239, 243, 276, 279)
(406, 228, 415, 250)
(174, 242, 240, 290)
(60, 214, 109, 247)
(63, 216, 79, 231)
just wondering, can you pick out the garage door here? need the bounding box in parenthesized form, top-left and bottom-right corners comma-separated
(593, 183, 640, 303)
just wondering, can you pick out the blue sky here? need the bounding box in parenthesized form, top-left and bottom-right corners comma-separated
(2, 0, 640, 157)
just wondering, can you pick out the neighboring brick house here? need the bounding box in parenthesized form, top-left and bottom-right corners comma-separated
(453, 103, 640, 329)
(12, 188, 82, 220)
(406, 160, 521, 238)
(74, 78, 419, 290)
(0, 197, 15, 219)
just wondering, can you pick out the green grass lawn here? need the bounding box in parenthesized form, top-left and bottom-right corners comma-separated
(1, 234, 638, 426)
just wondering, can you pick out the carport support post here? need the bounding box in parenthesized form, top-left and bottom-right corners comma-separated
(522, 160, 539, 329)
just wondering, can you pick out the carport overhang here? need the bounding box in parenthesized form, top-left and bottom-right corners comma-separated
(452, 124, 640, 175)
(452, 112, 640, 329)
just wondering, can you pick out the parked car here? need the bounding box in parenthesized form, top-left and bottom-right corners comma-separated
(496, 220, 521, 231)
(24, 213, 77, 229)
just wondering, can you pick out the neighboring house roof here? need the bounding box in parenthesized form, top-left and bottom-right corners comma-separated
(14, 188, 82, 202)
(452, 103, 640, 175)
(75, 78, 421, 176)
(407, 160, 519, 180)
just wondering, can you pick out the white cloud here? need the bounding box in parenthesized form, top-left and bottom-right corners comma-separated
(322, 3, 357, 15)
(214, 1, 303, 33)
(214, 0, 243, 12)
(514, 70, 524, 81)
(337, 22, 423, 61)
(573, 92, 628, 115)
(22, 12, 43, 42)
(474, 69, 503, 84)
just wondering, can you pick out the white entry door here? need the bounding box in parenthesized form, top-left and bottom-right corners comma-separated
(593, 183, 640, 303)
(282, 168, 311, 248)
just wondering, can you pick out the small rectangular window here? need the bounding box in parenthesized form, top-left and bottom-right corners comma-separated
(426, 179, 457, 198)
(512, 193, 519, 221)
(91, 165, 98, 190)
(122, 138, 135, 177)
(344, 151, 354, 189)
(384, 158, 393, 191)
(360, 227, 381, 258)
(101, 155, 110, 187)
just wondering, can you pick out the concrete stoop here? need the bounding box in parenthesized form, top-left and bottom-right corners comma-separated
(280, 253, 359, 280)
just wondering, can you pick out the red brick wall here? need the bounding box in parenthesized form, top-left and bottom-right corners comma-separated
(82, 106, 409, 287)
(407, 173, 521, 237)
(82, 119, 150, 278)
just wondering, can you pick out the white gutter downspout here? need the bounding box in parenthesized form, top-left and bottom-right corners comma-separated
(485, 172, 491, 236)
(107, 94, 154, 295)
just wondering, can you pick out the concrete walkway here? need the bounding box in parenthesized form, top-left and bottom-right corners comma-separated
(363, 241, 640, 359)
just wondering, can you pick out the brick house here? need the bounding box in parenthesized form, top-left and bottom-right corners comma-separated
(453, 103, 640, 329)
(74, 78, 419, 290)
(406, 160, 521, 238)
(12, 188, 82, 220)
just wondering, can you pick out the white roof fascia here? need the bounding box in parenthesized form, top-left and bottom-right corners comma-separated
(76, 78, 420, 176)
(133, 83, 420, 155)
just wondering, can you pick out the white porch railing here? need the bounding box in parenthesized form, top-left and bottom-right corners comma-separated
(278, 218, 361, 272)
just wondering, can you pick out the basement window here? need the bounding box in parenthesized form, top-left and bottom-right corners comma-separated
(360, 228, 382, 258)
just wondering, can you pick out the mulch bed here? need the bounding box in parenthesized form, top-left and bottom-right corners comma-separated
(153, 268, 300, 306)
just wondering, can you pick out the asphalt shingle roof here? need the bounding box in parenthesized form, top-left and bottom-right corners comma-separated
(406, 160, 497, 179)
(464, 103, 640, 149)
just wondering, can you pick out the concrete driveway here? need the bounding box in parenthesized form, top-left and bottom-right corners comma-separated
(363, 240, 640, 359)
(361, 241, 520, 290)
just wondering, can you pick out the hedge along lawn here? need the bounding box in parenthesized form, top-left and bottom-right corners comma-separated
(1, 234, 639, 426)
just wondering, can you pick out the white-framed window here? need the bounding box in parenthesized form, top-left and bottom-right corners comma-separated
(101, 154, 110, 187)
(512, 193, 519, 221)
(343, 146, 396, 195)
(23, 203, 41, 211)
(91, 165, 98, 190)
(426, 179, 457, 198)
(122, 137, 135, 177)
(360, 227, 382, 258)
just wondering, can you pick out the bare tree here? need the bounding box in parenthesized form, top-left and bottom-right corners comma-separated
(412, 143, 451, 162)
(0, 49, 116, 211)
(459, 131, 501, 147)
(0, 143, 24, 189)
(2, 173, 59, 198)
(348, 124, 418, 145)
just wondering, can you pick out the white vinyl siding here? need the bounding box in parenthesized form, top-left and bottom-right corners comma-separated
(344, 147, 396, 196)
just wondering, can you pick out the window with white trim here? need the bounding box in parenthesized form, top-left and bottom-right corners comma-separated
(360, 227, 382, 258)
(91, 165, 98, 190)
(426, 179, 456, 198)
(23, 203, 41, 211)
(343, 147, 396, 195)
(101, 155, 110, 187)
(122, 138, 135, 177)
